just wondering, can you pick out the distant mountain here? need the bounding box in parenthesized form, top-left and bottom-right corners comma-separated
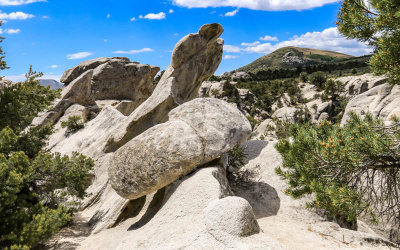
(39, 79, 63, 89)
(237, 46, 355, 73)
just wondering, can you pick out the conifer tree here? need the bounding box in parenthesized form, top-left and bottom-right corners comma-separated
(337, 0, 400, 83)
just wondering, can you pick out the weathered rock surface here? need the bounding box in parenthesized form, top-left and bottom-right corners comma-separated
(33, 57, 158, 127)
(60, 57, 127, 85)
(105, 23, 224, 152)
(337, 73, 388, 97)
(32, 70, 97, 127)
(341, 83, 400, 125)
(72, 166, 284, 250)
(272, 106, 298, 123)
(90, 58, 159, 101)
(233, 139, 393, 250)
(204, 196, 260, 241)
(109, 98, 251, 200)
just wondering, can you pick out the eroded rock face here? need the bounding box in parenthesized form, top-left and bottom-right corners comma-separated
(337, 73, 388, 97)
(61, 57, 128, 85)
(90, 58, 159, 101)
(109, 98, 251, 200)
(32, 70, 97, 127)
(341, 83, 400, 125)
(104, 23, 224, 152)
(33, 57, 158, 127)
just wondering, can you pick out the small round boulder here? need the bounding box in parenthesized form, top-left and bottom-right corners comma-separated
(204, 196, 260, 239)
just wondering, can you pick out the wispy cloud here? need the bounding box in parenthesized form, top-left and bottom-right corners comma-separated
(241, 41, 260, 46)
(139, 12, 166, 20)
(0, 28, 20, 34)
(106, 13, 110, 19)
(224, 55, 239, 59)
(0, 11, 34, 20)
(66, 52, 93, 60)
(260, 35, 278, 42)
(230, 27, 371, 56)
(172, 0, 339, 11)
(224, 9, 239, 17)
(50, 65, 58, 68)
(113, 48, 154, 54)
(130, 17, 136, 21)
(0, 0, 46, 6)
(224, 45, 241, 53)
(169, 9, 174, 14)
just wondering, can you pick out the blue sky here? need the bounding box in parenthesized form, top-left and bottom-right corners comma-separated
(1, 0, 371, 82)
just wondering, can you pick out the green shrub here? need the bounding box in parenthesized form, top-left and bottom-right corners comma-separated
(275, 113, 400, 236)
(300, 72, 308, 82)
(309, 71, 327, 89)
(0, 127, 94, 249)
(227, 145, 248, 182)
(0, 65, 94, 248)
(61, 116, 84, 133)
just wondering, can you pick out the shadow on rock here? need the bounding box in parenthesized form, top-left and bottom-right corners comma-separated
(231, 180, 280, 219)
(128, 187, 166, 231)
(242, 140, 269, 162)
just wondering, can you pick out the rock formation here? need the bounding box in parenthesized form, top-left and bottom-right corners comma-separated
(109, 98, 251, 199)
(342, 83, 400, 125)
(104, 23, 224, 152)
(33, 57, 159, 127)
(37, 24, 396, 249)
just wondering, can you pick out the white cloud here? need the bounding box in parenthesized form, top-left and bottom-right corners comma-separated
(0, 11, 34, 20)
(4, 74, 24, 82)
(224, 45, 241, 53)
(130, 17, 136, 21)
(50, 65, 58, 68)
(0, 28, 20, 34)
(242, 27, 372, 56)
(169, 9, 174, 13)
(113, 48, 154, 54)
(0, 0, 45, 6)
(104, 39, 108, 42)
(172, 0, 339, 11)
(224, 55, 239, 59)
(139, 12, 166, 20)
(241, 41, 260, 46)
(260, 35, 278, 41)
(42, 15, 49, 19)
(66, 52, 93, 60)
(107, 13, 111, 19)
(173, 33, 178, 36)
(224, 9, 238, 17)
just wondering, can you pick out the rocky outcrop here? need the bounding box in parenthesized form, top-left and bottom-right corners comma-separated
(105, 23, 224, 152)
(337, 73, 388, 97)
(90, 58, 159, 101)
(272, 107, 298, 123)
(342, 83, 400, 125)
(33, 57, 159, 128)
(32, 70, 97, 127)
(109, 98, 251, 200)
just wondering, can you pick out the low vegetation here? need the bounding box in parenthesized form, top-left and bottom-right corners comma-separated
(61, 115, 85, 134)
(275, 113, 400, 241)
(0, 34, 94, 248)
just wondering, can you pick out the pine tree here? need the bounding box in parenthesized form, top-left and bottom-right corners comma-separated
(337, 0, 400, 83)
(0, 24, 94, 249)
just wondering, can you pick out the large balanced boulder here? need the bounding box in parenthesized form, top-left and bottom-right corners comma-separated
(105, 23, 224, 152)
(109, 98, 251, 200)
